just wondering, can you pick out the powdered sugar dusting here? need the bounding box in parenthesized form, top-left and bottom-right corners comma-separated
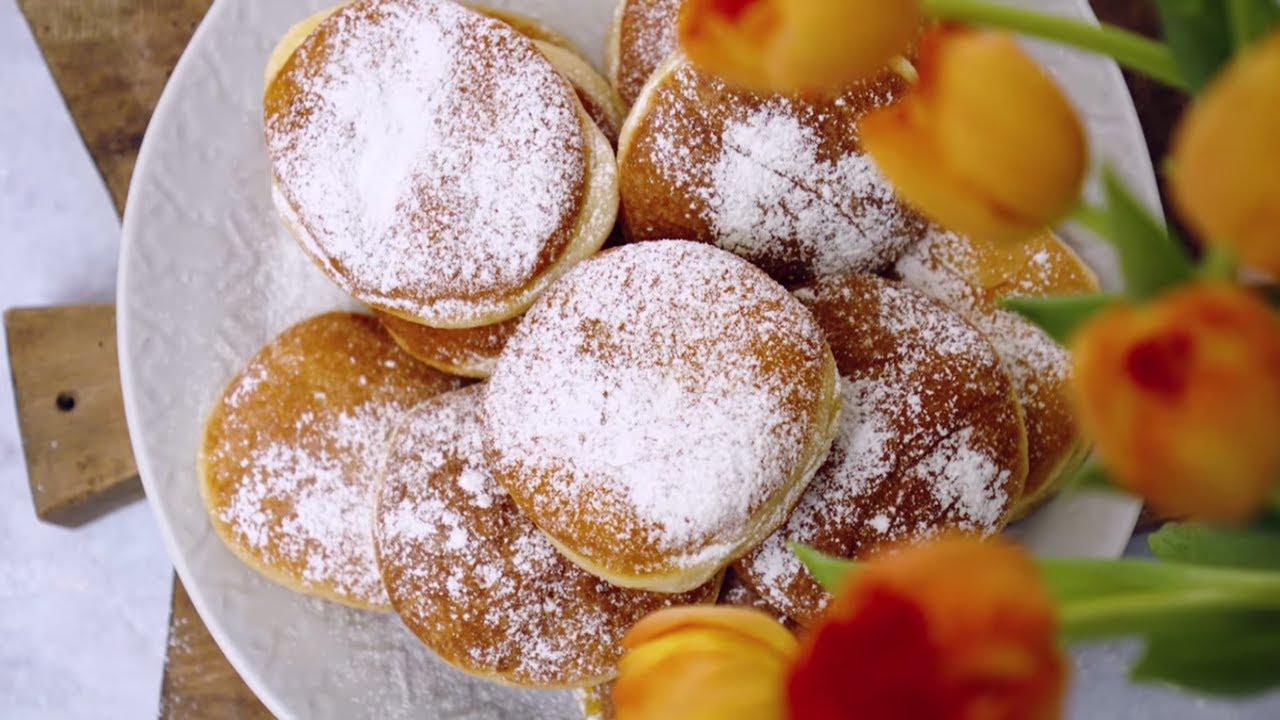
(737, 275, 1022, 623)
(895, 228, 1074, 405)
(222, 403, 393, 604)
(376, 387, 716, 687)
(266, 0, 585, 321)
(894, 227, 1091, 501)
(707, 107, 915, 279)
(622, 60, 924, 284)
(614, 0, 681, 104)
(484, 241, 834, 575)
(204, 314, 462, 608)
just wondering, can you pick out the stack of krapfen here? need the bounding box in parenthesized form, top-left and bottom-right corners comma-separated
(196, 0, 1098, 713)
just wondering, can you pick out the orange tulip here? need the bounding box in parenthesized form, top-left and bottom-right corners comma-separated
(788, 535, 1065, 720)
(1171, 30, 1280, 278)
(678, 0, 923, 93)
(861, 25, 1087, 245)
(1072, 284, 1280, 522)
(613, 606, 797, 720)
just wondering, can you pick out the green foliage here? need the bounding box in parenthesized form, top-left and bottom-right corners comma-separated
(1064, 458, 1122, 494)
(1130, 610, 1280, 695)
(1154, 0, 1280, 91)
(1042, 558, 1280, 695)
(1002, 293, 1118, 344)
(1150, 522, 1280, 570)
(1096, 169, 1197, 299)
(790, 542, 855, 593)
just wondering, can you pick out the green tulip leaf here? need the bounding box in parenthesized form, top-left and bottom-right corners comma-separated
(790, 543, 856, 594)
(1002, 293, 1119, 344)
(1042, 558, 1280, 695)
(1153, 0, 1235, 91)
(1130, 610, 1280, 696)
(1064, 458, 1123, 495)
(1098, 168, 1196, 299)
(1150, 522, 1280, 570)
(1225, 0, 1280, 49)
(1153, 0, 1279, 91)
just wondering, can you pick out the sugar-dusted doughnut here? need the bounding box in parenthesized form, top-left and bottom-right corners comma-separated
(736, 274, 1027, 624)
(895, 229, 1098, 518)
(484, 240, 841, 593)
(265, 0, 616, 328)
(375, 386, 720, 687)
(606, 0, 681, 105)
(617, 54, 927, 285)
(198, 312, 462, 608)
(377, 310, 519, 379)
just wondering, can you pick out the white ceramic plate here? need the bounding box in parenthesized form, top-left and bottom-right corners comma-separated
(119, 0, 1152, 717)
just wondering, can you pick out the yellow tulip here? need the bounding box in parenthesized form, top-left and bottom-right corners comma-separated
(1171, 30, 1280, 278)
(678, 0, 923, 93)
(860, 25, 1087, 245)
(1072, 284, 1280, 522)
(613, 606, 797, 720)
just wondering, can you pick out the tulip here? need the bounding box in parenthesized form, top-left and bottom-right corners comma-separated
(1072, 284, 1280, 522)
(678, 0, 923, 94)
(613, 606, 797, 720)
(1171, 30, 1280, 279)
(860, 25, 1087, 245)
(788, 535, 1066, 720)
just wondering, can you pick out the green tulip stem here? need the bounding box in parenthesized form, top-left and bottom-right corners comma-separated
(922, 0, 1188, 90)
(1042, 559, 1280, 641)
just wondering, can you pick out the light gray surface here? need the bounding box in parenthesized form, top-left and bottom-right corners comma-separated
(0, 0, 172, 718)
(1, 0, 1277, 716)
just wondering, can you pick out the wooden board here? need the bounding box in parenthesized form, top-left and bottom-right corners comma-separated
(161, 578, 272, 719)
(15, 0, 214, 213)
(4, 305, 141, 526)
(11, 1, 266, 715)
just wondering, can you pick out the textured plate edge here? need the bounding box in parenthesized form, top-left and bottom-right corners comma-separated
(117, 0, 294, 716)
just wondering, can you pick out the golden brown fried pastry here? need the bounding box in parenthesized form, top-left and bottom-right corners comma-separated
(606, 0, 681, 105)
(617, 54, 927, 285)
(483, 240, 841, 593)
(375, 386, 720, 688)
(199, 312, 462, 609)
(265, 0, 615, 328)
(717, 569, 797, 630)
(895, 229, 1099, 518)
(736, 274, 1027, 624)
(377, 311, 520, 379)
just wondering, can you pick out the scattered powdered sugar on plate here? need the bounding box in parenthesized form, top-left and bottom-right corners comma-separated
(621, 60, 926, 284)
(484, 241, 834, 575)
(202, 313, 461, 608)
(265, 0, 586, 321)
(737, 275, 1023, 623)
(375, 386, 716, 687)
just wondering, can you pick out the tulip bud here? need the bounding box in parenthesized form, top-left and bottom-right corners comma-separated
(1072, 284, 1280, 522)
(860, 25, 1087, 245)
(678, 0, 923, 93)
(614, 606, 797, 720)
(788, 535, 1066, 720)
(1171, 30, 1280, 279)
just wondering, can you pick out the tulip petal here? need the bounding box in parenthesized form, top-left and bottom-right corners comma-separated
(621, 605, 798, 658)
